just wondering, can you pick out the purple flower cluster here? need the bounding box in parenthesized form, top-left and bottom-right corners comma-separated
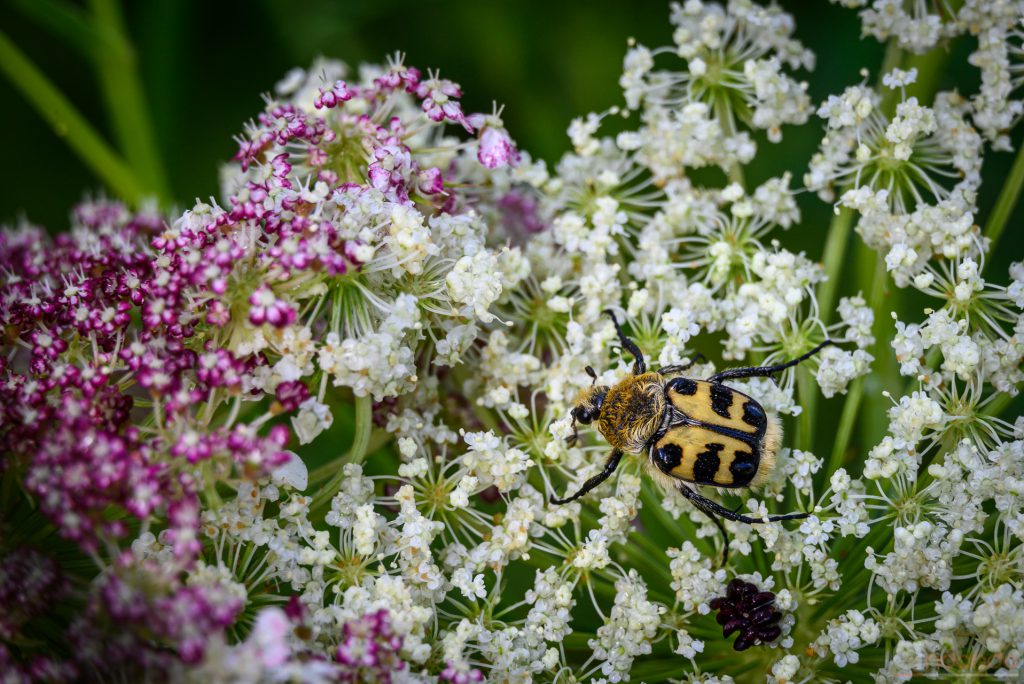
(335, 609, 408, 683)
(0, 644, 77, 684)
(84, 557, 242, 663)
(0, 548, 241, 679)
(66, 557, 243, 675)
(0, 202, 289, 558)
(0, 202, 290, 679)
(238, 59, 516, 210)
(144, 61, 519, 349)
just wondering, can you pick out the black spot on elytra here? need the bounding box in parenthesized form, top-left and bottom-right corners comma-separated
(670, 377, 698, 395)
(710, 385, 734, 419)
(654, 443, 682, 472)
(741, 400, 766, 430)
(730, 451, 758, 485)
(693, 443, 724, 483)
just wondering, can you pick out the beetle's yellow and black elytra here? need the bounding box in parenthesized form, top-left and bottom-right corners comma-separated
(552, 309, 837, 564)
(652, 377, 779, 488)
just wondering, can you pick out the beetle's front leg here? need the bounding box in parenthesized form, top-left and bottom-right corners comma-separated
(549, 449, 623, 504)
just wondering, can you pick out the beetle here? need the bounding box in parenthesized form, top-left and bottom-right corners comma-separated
(550, 309, 836, 563)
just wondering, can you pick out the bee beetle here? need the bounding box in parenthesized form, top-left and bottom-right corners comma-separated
(551, 310, 837, 564)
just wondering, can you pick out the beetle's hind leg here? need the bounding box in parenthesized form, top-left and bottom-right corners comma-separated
(602, 309, 646, 375)
(677, 484, 809, 524)
(676, 484, 808, 566)
(677, 483, 731, 567)
(707, 340, 837, 384)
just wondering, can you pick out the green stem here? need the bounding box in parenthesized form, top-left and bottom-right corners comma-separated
(9, 0, 114, 60)
(827, 376, 864, 475)
(348, 394, 374, 465)
(629, 659, 703, 680)
(796, 365, 816, 453)
(817, 207, 854, 326)
(201, 461, 223, 508)
(714, 92, 745, 188)
(876, 41, 906, 116)
(983, 392, 1013, 419)
(88, 0, 170, 203)
(0, 29, 148, 203)
(826, 252, 886, 475)
(306, 428, 393, 488)
(311, 395, 374, 508)
(861, 249, 899, 450)
(983, 140, 1024, 251)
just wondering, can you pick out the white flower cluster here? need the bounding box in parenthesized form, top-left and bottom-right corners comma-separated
(589, 570, 666, 682)
(619, 0, 813, 142)
(209, 64, 530, 404)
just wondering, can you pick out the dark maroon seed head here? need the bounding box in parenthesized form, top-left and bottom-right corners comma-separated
(750, 607, 780, 625)
(733, 633, 756, 651)
(708, 579, 784, 651)
(749, 591, 777, 610)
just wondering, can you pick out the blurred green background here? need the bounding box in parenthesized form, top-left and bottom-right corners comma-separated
(0, 0, 1018, 273)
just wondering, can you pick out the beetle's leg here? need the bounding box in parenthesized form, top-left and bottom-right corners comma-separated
(707, 340, 837, 384)
(549, 449, 623, 504)
(659, 353, 705, 377)
(677, 483, 730, 567)
(676, 483, 808, 525)
(566, 413, 579, 447)
(602, 309, 646, 375)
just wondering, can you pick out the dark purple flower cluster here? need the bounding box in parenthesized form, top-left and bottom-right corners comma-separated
(0, 644, 77, 684)
(0, 548, 66, 643)
(708, 578, 784, 651)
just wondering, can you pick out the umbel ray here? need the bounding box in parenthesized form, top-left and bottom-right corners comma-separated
(550, 310, 837, 564)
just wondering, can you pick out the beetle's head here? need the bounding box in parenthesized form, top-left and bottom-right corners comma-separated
(567, 366, 608, 446)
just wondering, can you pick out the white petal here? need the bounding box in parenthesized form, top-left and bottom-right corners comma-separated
(272, 450, 308, 490)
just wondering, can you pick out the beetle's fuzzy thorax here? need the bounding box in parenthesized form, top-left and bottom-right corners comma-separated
(597, 372, 666, 453)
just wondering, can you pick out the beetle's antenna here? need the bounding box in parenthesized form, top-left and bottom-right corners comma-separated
(585, 365, 598, 386)
(602, 309, 646, 374)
